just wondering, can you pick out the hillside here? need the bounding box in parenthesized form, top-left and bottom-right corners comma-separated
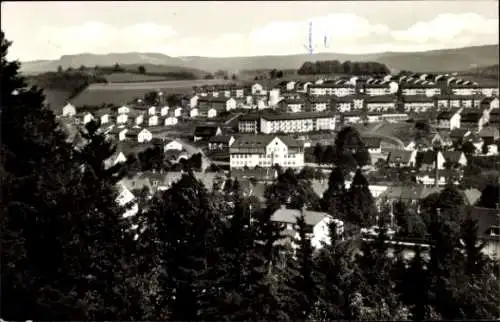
(459, 64, 499, 80)
(20, 44, 499, 75)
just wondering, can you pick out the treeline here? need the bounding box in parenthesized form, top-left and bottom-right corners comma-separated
(298, 60, 391, 75)
(27, 71, 108, 99)
(2, 32, 500, 321)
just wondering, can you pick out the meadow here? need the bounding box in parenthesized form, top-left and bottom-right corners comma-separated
(71, 79, 235, 107)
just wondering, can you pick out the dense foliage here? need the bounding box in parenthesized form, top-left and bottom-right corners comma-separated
(298, 60, 391, 75)
(2, 31, 499, 321)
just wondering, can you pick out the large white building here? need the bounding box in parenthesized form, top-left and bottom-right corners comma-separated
(260, 112, 337, 134)
(308, 83, 356, 97)
(229, 134, 304, 169)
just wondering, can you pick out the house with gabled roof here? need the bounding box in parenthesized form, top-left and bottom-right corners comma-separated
(385, 149, 417, 168)
(270, 207, 344, 249)
(442, 151, 468, 168)
(208, 135, 235, 151)
(469, 206, 500, 259)
(62, 103, 76, 117)
(437, 108, 461, 130)
(229, 134, 304, 169)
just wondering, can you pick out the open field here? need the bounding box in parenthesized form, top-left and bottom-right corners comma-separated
(104, 72, 171, 83)
(71, 79, 235, 107)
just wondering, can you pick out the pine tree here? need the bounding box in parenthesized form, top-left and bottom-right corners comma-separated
(1, 31, 143, 320)
(320, 166, 346, 217)
(290, 212, 316, 320)
(144, 172, 222, 321)
(344, 169, 376, 226)
(313, 219, 356, 320)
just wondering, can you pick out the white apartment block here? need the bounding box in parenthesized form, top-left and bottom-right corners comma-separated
(260, 112, 336, 134)
(402, 87, 441, 97)
(229, 135, 304, 169)
(308, 84, 356, 97)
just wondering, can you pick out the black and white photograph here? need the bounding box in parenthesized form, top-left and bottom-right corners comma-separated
(1, 1, 499, 320)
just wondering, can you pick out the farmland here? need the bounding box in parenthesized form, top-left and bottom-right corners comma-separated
(104, 72, 171, 83)
(71, 79, 236, 107)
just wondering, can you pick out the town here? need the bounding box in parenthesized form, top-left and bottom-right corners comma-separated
(2, 1, 500, 321)
(57, 70, 500, 257)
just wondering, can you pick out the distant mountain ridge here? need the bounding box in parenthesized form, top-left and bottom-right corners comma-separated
(20, 44, 499, 75)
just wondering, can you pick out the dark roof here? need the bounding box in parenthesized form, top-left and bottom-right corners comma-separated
(480, 97, 497, 105)
(416, 150, 437, 166)
(379, 185, 442, 201)
(239, 114, 260, 121)
(449, 128, 470, 138)
(365, 95, 397, 103)
(231, 134, 301, 149)
(460, 112, 482, 123)
(386, 149, 413, 164)
(437, 110, 457, 120)
(442, 151, 464, 163)
(208, 135, 233, 144)
(403, 95, 435, 103)
(262, 111, 335, 121)
(194, 126, 220, 137)
(478, 126, 500, 138)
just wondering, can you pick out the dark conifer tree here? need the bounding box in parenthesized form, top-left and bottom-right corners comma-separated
(290, 212, 316, 320)
(344, 169, 376, 226)
(320, 166, 346, 217)
(1, 31, 143, 320)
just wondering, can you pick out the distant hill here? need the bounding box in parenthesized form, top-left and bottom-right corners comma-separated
(458, 64, 499, 80)
(20, 44, 499, 75)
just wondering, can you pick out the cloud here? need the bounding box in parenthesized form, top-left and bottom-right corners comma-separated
(391, 13, 499, 43)
(246, 12, 498, 55)
(6, 12, 499, 61)
(30, 22, 177, 59)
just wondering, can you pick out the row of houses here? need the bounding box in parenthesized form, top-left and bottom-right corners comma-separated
(436, 104, 500, 132)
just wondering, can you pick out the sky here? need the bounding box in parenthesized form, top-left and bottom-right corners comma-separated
(1, 1, 499, 62)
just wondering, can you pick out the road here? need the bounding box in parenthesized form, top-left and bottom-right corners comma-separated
(224, 113, 243, 125)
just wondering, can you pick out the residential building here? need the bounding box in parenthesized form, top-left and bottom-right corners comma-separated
(403, 95, 435, 113)
(436, 109, 461, 130)
(135, 114, 144, 126)
(148, 106, 156, 115)
(138, 128, 153, 143)
(308, 83, 356, 97)
(478, 126, 500, 145)
(104, 151, 127, 169)
(190, 108, 198, 118)
(260, 112, 336, 134)
(364, 95, 397, 112)
(449, 128, 471, 143)
(331, 96, 354, 112)
(416, 150, 446, 171)
(480, 97, 499, 111)
(363, 137, 382, 154)
(385, 149, 417, 168)
(268, 88, 281, 107)
(208, 135, 235, 151)
(286, 81, 296, 91)
(164, 139, 183, 151)
(174, 107, 183, 117)
(164, 116, 178, 126)
(362, 81, 398, 96)
(309, 97, 330, 112)
(442, 151, 468, 168)
(281, 98, 306, 113)
(461, 111, 485, 131)
(62, 103, 76, 117)
(118, 105, 130, 114)
(194, 125, 222, 142)
(229, 134, 304, 169)
(117, 113, 128, 125)
(148, 115, 159, 127)
(400, 83, 441, 97)
(270, 208, 343, 249)
(238, 114, 260, 133)
(160, 106, 169, 116)
(251, 83, 265, 95)
(450, 83, 478, 96)
(477, 85, 499, 97)
(190, 95, 199, 108)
